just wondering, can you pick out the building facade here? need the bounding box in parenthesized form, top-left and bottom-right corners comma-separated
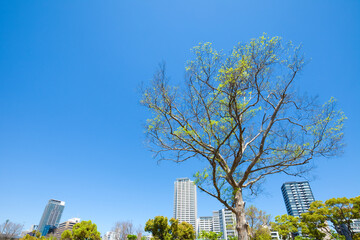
(53, 218, 80, 239)
(281, 181, 315, 217)
(218, 208, 236, 240)
(197, 216, 213, 233)
(38, 199, 65, 236)
(212, 211, 221, 234)
(102, 231, 117, 240)
(174, 178, 197, 231)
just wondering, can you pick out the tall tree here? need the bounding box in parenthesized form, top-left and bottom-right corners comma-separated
(71, 220, 101, 240)
(141, 34, 345, 239)
(0, 220, 23, 240)
(271, 215, 300, 240)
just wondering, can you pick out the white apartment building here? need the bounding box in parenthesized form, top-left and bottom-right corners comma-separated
(197, 216, 213, 233)
(102, 231, 117, 240)
(352, 219, 360, 233)
(212, 211, 221, 233)
(218, 209, 236, 240)
(270, 231, 280, 240)
(174, 178, 197, 231)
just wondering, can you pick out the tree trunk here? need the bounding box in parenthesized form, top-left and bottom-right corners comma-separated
(234, 189, 249, 240)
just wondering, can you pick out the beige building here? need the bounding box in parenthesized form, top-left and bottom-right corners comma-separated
(53, 218, 80, 239)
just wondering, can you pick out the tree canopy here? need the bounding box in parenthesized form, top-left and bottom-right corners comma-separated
(301, 196, 360, 240)
(199, 231, 223, 240)
(272, 196, 360, 240)
(142, 34, 345, 240)
(144, 216, 195, 240)
(271, 214, 301, 240)
(60, 220, 100, 240)
(126, 235, 137, 240)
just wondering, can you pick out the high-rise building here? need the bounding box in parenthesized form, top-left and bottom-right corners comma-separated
(197, 216, 213, 233)
(53, 218, 80, 239)
(38, 199, 65, 236)
(281, 181, 315, 217)
(174, 178, 197, 231)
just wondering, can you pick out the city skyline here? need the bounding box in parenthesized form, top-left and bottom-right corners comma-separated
(1, 0, 359, 235)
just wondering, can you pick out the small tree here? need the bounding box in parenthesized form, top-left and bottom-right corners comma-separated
(246, 205, 271, 240)
(144, 216, 170, 240)
(199, 231, 223, 240)
(0, 220, 23, 240)
(170, 219, 195, 240)
(71, 220, 101, 240)
(144, 216, 195, 240)
(142, 34, 345, 240)
(271, 215, 300, 240)
(127, 235, 137, 240)
(252, 227, 272, 240)
(301, 196, 360, 240)
(61, 230, 73, 240)
(19, 231, 46, 240)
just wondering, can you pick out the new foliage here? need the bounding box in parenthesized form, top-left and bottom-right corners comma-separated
(142, 34, 345, 240)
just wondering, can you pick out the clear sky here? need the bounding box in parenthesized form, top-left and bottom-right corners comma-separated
(0, 0, 359, 235)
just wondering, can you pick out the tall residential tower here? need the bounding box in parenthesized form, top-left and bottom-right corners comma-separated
(174, 178, 197, 230)
(281, 181, 315, 217)
(38, 199, 65, 236)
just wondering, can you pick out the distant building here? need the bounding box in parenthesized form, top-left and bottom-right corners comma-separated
(53, 218, 80, 239)
(197, 216, 213, 233)
(270, 231, 280, 240)
(174, 178, 197, 231)
(143, 235, 152, 240)
(102, 231, 117, 240)
(281, 181, 315, 217)
(30, 225, 38, 232)
(352, 219, 360, 233)
(335, 219, 360, 240)
(38, 199, 65, 236)
(21, 225, 38, 237)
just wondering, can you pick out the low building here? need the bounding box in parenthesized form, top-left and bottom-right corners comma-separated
(352, 219, 360, 233)
(270, 231, 280, 240)
(197, 216, 213, 233)
(53, 218, 80, 239)
(102, 231, 117, 240)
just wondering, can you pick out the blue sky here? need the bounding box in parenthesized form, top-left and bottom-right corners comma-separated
(0, 0, 359, 235)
